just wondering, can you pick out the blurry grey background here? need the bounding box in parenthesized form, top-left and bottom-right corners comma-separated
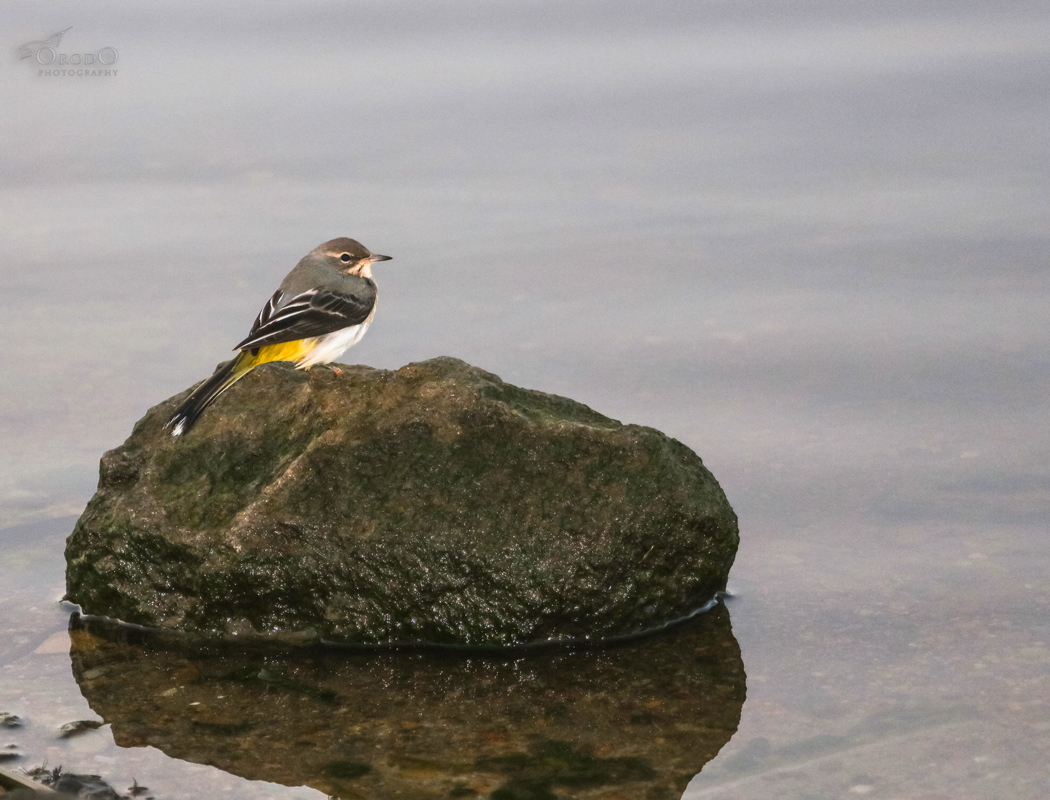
(2, 1, 1049, 797)
(3, 0, 1047, 532)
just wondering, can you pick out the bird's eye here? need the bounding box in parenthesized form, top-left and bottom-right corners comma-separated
(340, 253, 352, 263)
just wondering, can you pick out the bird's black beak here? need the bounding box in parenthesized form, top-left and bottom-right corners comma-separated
(369, 253, 392, 263)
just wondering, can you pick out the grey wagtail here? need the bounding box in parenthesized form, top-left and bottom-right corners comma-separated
(167, 237, 391, 436)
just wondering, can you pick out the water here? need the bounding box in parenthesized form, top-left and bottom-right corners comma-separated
(3, 1, 1049, 797)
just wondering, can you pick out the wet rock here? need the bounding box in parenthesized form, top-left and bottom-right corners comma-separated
(52, 773, 122, 800)
(22, 765, 130, 800)
(0, 713, 20, 729)
(66, 358, 737, 646)
(57, 720, 103, 738)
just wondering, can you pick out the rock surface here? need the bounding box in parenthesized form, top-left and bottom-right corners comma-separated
(66, 357, 737, 646)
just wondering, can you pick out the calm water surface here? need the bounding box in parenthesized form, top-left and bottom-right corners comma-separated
(2, 2, 1049, 797)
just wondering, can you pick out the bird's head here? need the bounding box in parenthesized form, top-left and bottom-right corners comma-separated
(314, 237, 392, 278)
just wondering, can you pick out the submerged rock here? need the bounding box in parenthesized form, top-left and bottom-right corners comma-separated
(66, 357, 737, 646)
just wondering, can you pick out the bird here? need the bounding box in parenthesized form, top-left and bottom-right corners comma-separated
(19, 27, 72, 60)
(166, 237, 391, 437)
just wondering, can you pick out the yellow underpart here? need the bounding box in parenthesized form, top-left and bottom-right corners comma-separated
(236, 338, 317, 372)
(213, 340, 320, 401)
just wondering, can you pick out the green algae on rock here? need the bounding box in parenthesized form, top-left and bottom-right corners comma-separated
(65, 357, 738, 646)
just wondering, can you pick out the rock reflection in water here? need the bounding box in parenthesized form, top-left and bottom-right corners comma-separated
(69, 605, 745, 799)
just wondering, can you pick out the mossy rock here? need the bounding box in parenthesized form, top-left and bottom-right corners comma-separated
(66, 357, 737, 646)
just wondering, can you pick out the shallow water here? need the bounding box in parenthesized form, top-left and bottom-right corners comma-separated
(3, 1, 1050, 797)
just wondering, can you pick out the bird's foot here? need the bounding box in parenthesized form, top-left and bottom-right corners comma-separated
(309, 364, 343, 377)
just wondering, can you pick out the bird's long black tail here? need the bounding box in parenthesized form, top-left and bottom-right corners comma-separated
(166, 355, 249, 437)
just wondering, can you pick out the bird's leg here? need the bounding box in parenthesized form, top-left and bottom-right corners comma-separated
(308, 364, 343, 378)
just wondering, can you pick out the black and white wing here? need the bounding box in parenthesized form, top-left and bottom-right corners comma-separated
(234, 286, 375, 351)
